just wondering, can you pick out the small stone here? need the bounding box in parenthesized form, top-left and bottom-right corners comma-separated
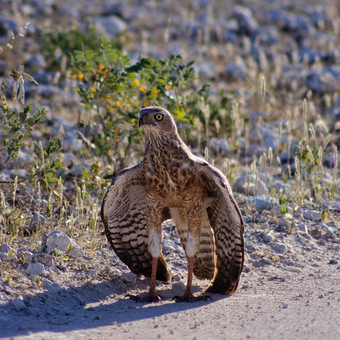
(171, 274, 182, 282)
(0, 252, 9, 261)
(281, 303, 288, 309)
(26, 262, 45, 276)
(121, 272, 136, 283)
(92, 15, 128, 40)
(320, 223, 335, 238)
(270, 242, 287, 254)
(46, 231, 71, 253)
(12, 297, 25, 311)
(255, 195, 277, 211)
(233, 175, 269, 196)
(209, 137, 230, 155)
(45, 231, 83, 256)
(277, 217, 291, 228)
(263, 234, 273, 243)
(263, 135, 278, 151)
(47, 283, 62, 293)
(32, 253, 53, 266)
(17, 250, 33, 264)
(69, 243, 84, 258)
(0, 244, 11, 253)
(302, 210, 322, 221)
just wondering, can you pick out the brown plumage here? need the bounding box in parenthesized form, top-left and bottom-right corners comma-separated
(101, 106, 244, 301)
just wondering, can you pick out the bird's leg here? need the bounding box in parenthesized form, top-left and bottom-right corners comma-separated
(173, 203, 210, 302)
(127, 244, 162, 302)
(147, 256, 160, 300)
(128, 203, 163, 303)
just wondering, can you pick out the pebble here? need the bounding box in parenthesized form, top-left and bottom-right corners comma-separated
(277, 217, 291, 228)
(121, 272, 137, 283)
(32, 253, 53, 267)
(270, 242, 287, 254)
(92, 15, 128, 39)
(12, 297, 25, 311)
(45, 231, 71, 253)
(26, 262, 45, 276)
(209, 137, 230, 155)
(302, 209, 322, 221)
(0, 244, 11, 253)
(255, 195, 277, 211)
(47, 283, 62, 293)
(233, 175, 269, 196)
(44, 231, 83, 257)
(17, 250, 33, 264)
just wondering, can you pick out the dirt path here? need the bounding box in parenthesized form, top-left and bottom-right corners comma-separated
(1, 257, 339, 340)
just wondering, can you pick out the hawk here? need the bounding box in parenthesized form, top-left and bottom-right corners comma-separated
(101, 106, 244, 302)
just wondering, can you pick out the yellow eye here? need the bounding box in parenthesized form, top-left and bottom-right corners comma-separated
(155, 113, 163, 121)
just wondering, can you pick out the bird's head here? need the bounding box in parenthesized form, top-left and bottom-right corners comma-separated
(138, 106, 177, 136)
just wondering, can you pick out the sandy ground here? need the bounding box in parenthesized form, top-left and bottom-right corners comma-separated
(1, 227, 339, 340)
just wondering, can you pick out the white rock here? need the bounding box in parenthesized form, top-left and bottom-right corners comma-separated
(234, 175, 269, 196)
(26, 262, 45, 276)
(46, 231, 71, 253)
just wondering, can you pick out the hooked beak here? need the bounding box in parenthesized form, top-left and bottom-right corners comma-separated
(138, 114, 145, 127)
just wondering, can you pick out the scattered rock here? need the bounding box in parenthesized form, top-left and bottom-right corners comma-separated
(270, 242, 287, 254)
(92, 15, 127, 39)
(277, 217, 291, 228)
(44, 231, 83, 257)
(255, 195, 277, 211)
(12, 297, 25, 311)
(233, 175, 269, 196)
(26, 262, 45, 276)
(302, 209, 322, 221)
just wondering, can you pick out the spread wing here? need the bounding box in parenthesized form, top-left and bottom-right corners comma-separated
(198, 161, 244, 295)
(101, 162, 170, 282)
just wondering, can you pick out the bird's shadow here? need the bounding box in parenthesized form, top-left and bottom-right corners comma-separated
(0, 279, 229, 338)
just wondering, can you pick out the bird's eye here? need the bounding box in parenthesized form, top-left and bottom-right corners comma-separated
(155, 113, 163, 121)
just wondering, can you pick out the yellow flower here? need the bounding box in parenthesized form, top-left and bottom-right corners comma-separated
(150, 88, 160, 98)
(116, 100, 121, 106)
(134, 79, 140, 86)
(139, 85, 147, 92)
(166, 84, 172, 89)
(90, 87, 97, 95)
